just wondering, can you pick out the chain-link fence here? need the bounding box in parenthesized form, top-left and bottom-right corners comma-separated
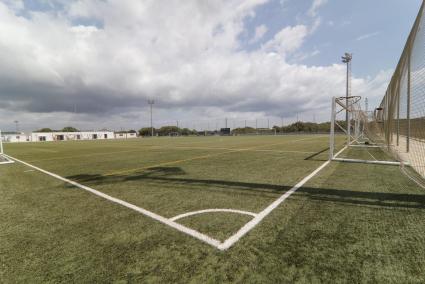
(375, 1, 425, 177)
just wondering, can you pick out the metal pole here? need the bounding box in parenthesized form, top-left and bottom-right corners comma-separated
(342, 53, 352, 134)
(407, 48, 411, 153)
(150, 103, 153, 136)
(148, 99, 154, 137)
(0, 130, 3, 154)
(346, 61, 349, 126)
(347, 104, 351, 145)
(329, 97, 336, 160)
(397, 81, 400, 146)
(14, 120, 19, 133)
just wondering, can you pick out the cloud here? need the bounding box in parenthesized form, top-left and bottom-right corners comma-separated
(308, 0, 328, 17)
(0, 0, 388, 131)
(262, 25, 309, 55)
(249, 24, 268, 44)
(356, 31, 380, 41)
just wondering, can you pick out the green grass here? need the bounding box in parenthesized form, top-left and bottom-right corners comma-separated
(1, 135, 425, 283)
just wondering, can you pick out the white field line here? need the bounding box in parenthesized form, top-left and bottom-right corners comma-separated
(218, 146, 348, 250)
(157, 146, 316, 155)
(27, 136, 324, 164)
(105, 136, 325, 176)
(170, 209, 257, 222)
(4, 154, 222, 249)
(4, 136, 333, 251)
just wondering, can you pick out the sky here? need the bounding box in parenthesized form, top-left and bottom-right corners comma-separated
(0, 0, 422, 131)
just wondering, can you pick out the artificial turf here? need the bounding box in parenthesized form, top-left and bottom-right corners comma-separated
(1, 135, 425, 283)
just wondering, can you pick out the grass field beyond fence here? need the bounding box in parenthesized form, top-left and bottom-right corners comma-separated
(2, 135, 425, 283)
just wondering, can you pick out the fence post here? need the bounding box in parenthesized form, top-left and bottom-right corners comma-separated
(397, 78, 400, 147)
(407, 47, 411, 153)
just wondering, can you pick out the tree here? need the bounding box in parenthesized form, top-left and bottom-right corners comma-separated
(139, 127, 155, 136)
(62, 126, 79, 132)
(37, 128, 53, 132)
(158, 126, 180, 136)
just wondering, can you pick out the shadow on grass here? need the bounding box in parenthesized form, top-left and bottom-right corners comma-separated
(304, 147, 330, 161)
(66, 166, 425, 210)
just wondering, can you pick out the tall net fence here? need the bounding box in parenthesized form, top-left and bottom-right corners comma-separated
(373, 1, 425, 177)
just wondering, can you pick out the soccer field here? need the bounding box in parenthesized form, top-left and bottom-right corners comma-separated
(2, 135, 425, 282)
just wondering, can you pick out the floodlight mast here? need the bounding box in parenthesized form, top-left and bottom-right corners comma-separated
(342, 53, 352, 143)
(148, 99, 154, 137)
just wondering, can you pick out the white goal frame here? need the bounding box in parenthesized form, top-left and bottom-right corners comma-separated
(0, 130, 14, 165)
(329, 96, 402, 166)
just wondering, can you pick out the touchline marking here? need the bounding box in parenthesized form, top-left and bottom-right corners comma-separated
(4, 154, 222, 249)
(170, 209, 257, 222)
(217, 146, 348, 250)
(166, 146, 316, 155)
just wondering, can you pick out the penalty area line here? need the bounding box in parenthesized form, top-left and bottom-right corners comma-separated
(4, 154, 223, 249)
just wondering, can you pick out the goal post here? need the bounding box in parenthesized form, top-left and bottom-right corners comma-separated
(0, 130, 14, 165)
(329, 96, 402, 166)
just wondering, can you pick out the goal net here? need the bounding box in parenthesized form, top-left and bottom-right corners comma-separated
(0, 130, 14, 165)
(373, 1, 425, 179)
(329, 96, 400, 165)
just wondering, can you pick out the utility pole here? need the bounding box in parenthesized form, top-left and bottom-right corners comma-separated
(267, 118, 270, 129)
(342, 53, 352, 129)
(255, 119, 258, 130)
(225, 117, 228, 128)
(148, 99, 154, 137)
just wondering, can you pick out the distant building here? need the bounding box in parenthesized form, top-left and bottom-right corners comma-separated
(114, 132, 138, 139)
(31, 131, 115, 142)
(1, 132, 31, 142)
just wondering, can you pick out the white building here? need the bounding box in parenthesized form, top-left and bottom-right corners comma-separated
(114, 132, 138, 139)
(1, 132, 31, 143)
(31, 131, 115, 142)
